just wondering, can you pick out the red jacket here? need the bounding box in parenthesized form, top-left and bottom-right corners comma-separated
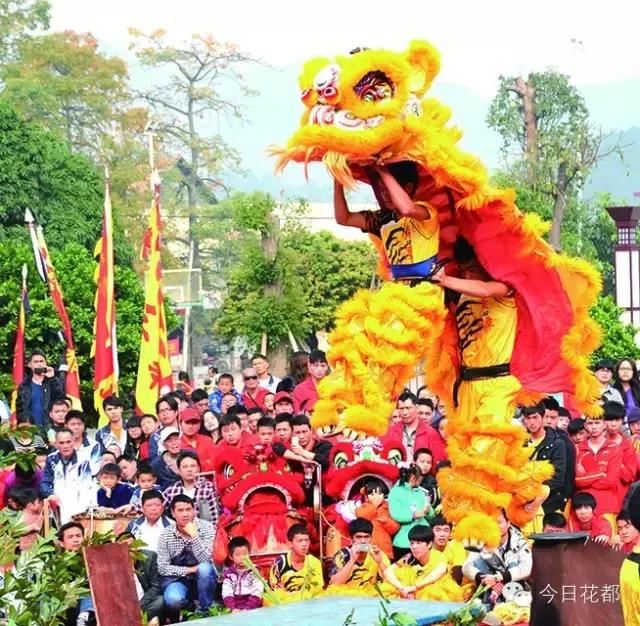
(574, 438, 623, 514)
(241, 386, 268, 411)
(568, 512, 612, 538)
(292, 377, 318, 414)
(384, 420, 447, 465)
(180, 433, 217, 474)
(609, 434, 638, 492)
(214, 431, 256, 456)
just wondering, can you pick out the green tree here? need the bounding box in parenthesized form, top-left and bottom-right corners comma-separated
(487, 71, 622, 249)
(283, 229, 377, 331)
(0, 242, 143, 414)
(0, 0, 49, 63)
(129, 29, 257, 268)
(1, 30, 131, 158)
(590, 295, 640, 363)
(0, 100, 103, 251)
(215, 192, 378, 354)
(215, 192, 308, 350)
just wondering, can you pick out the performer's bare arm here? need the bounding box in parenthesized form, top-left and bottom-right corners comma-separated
(375, 166, 430, 220)
(431, 267, 511, 299)
(333, 180, 368, 229)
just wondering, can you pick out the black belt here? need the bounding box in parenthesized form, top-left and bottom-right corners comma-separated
(453, 363, 511, 407)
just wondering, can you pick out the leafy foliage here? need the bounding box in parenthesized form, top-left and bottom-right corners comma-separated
(1, 30, 131, 158)
(488, 71, 622, 249)
(0, 240, 178, 420)
(590, 295, 640, 363)
(284, 228, 377, 331)
(0, 516, 88, 626)
(0, 0, 50, 63)
(0, 101, 103, 251)
(215, 192, 377, 349)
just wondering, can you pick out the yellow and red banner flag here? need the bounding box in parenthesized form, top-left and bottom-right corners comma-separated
(24, 209, 82, 410)
(135, 169, 173, 414)
(91, 172, 119, 426)
(9, 265, 29, 427)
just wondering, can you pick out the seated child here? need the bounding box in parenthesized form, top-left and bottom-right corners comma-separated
(268, 523, 324, 603)
(617, 511, 640, 554)
(97, 463, 134, 512)
(221, 537, 263, 611)
(355, 479, 400, 559)
(414, 448, 437, 511)
(388, 464, 433, 561)
(542, 512, 568, 533)
(382, 525, 464, 601)
(568, 492, 611, 543)
(328, 519, 389, 596)
(430, 515, 467, 585)
(129, 465, 161, 511)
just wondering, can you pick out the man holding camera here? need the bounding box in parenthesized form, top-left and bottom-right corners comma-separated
(328, 519, 389, 594)
(17, 350, 65, 430)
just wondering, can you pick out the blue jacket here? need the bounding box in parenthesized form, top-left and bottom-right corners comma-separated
(97, 482, 134, 508)
(126, 514, 173, 539)
(208, 388, 242, 414)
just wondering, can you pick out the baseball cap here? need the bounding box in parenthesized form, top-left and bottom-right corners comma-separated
(180, 407, 201, 423)
(274, 391, 293, 406)
(628, 408, 640, 424)
(159, 427, 180, 443)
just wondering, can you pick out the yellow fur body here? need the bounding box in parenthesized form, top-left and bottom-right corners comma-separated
(272, 40, 601, 549)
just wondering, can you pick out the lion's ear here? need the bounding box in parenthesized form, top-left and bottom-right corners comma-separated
(299, 57, 332, 91)
(405, 40, 440, 96)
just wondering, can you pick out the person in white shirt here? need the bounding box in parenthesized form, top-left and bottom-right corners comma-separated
(252, 353, 281, 393)
(126, 489, 173, 553)
(65, 411, 101, 477)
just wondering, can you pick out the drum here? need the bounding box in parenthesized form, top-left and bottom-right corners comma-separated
(72, 508, 137, 538)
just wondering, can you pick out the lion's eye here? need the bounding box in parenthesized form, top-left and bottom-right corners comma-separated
(334, 452, 348, 468)
(387, 449, 402, 466)
(354, 71, 394, 102)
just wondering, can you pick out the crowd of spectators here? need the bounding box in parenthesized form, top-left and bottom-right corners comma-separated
(2, 350, 640, 624)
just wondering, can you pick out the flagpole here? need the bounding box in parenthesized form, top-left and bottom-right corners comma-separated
(92, 165, 119, 425)
(135, 126, 174, 414)
(10, 265, 29, 427)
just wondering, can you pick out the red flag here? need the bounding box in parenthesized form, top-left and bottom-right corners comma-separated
(135, 169, 173, 413)
(10, 265, 29, 427)
(24, 210, 82, 410)
(92, 173, 119, 426)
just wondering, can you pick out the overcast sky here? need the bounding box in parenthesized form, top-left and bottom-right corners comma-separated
(50, 0, 640, 96)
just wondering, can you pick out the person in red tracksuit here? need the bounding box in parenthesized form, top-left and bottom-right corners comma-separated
(575, 416, 623, 526)
(384, 391, 446, 465)
(603, 401, 638, 509)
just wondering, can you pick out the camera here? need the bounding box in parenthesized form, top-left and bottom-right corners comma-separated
(34, 367, 48, 375)
(355, 543, 371, 552)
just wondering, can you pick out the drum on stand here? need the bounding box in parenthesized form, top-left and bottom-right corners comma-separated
(72, 508, 137, 538)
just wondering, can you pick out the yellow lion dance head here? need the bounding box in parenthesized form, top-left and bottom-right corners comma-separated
(272, 40, 485, 200)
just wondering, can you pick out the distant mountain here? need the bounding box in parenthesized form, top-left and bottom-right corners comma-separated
(221, 65, 639, 204)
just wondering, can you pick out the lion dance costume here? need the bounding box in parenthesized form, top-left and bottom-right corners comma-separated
(272, 40, 602, 549)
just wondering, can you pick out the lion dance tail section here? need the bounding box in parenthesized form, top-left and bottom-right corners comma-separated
(313, 281, 446, 437)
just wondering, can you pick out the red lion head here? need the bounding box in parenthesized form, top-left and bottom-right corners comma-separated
(212, 444, 313, 566)
(323, 436, 404, 501)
